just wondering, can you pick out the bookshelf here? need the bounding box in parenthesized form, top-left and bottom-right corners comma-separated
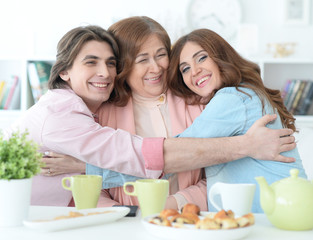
(1, 57, 313, 129)
(0, 57, 55, 129)
(253, 58, 313, 129)
(258, 58, 313, 91)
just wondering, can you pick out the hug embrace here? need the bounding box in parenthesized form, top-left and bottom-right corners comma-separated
(5, 16, 304, 212)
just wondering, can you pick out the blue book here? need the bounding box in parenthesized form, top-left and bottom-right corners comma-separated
(297, 81, 313, 115)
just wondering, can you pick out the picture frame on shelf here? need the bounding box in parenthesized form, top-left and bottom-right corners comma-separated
(283, 0, 310, 26)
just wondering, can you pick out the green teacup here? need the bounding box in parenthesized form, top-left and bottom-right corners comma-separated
(123, 179, 169, 218)
(62, 175, 102, 210)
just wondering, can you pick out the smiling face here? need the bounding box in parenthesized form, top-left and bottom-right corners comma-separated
(127, 34, 169, 98)
(179, 41, 222, 98)
(59, 40, 117, 112)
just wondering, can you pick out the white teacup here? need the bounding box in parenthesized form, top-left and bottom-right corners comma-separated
(209, 182, 256, 216)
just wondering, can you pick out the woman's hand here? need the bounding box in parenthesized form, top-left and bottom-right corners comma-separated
(41, 152, 86, 176)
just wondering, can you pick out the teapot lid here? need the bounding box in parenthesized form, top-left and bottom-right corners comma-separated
(290, 168, 299, 178)
(277, 168, 312, 189)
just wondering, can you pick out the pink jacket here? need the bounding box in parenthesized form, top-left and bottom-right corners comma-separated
(96, 91, 208, 210)
(5, 89, 164, 206)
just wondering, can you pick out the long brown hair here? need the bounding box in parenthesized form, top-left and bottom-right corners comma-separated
(168, 29, 296, 131)
(108, 16, 171, 106)
(49, 25, 119, 95)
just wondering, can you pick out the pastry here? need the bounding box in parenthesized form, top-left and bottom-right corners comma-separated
(160, 209, 179, 220)
(196, 218, 220, 230)
(219, 217, 238, 229)
(181, 203, 200, 215)
(149, 216, 172, 227)
(236, 216, 250, 227)
(148, 205, 255, 230)
(171, 212, 200, 224)
(214, 209, 234, 219)
(52, 210, 112, 220)
(203, 212, 216, 219)
(214, 209, 239, 229)
(236, 213, 255, 227)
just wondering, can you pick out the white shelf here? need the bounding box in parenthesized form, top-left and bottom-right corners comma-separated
(0, 57, 55, 129)
(256, 59, 313, 93)
(256, 58, 313, 64)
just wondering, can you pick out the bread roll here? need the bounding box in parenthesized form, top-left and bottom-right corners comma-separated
(181, 203, 200, 215)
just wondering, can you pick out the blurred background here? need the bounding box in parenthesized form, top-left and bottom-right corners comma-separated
(1, 0, 312, 59)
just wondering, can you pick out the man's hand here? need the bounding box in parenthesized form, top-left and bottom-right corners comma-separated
(245, 114, 296, 162)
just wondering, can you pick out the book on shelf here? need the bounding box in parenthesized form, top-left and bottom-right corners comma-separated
(306, 98, 313, 115)
(27, 61, 52, 103)
(290, 80, 307, 114)
(3, 76, 19, 110)
(285, 79, 301, 111)
(282, 79, 313, 115)
(0, 80, 6, 105)
(296, 81, 313, 115)
(281, 79, 292, 100)
(7, 76, 21, 110)
(294, 81, 312, 115)
(283, 79, 296, 108)
(0, 76, 20, 110)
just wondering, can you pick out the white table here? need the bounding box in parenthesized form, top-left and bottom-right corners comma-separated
(0, 206, 312, 240)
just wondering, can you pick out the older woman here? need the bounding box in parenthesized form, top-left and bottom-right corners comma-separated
(92, 16, 206, 210)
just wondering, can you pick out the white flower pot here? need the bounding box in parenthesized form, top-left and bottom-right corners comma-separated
(0, 178, 32, 227)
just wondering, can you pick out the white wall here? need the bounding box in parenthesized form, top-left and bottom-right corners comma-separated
(1, 0, 313, 59)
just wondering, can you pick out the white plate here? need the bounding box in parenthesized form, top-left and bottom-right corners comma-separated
(142, 213, 254, 240)
(23, 207, 130, 232)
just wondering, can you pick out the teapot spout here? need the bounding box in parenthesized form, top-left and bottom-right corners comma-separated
(255, 176, 275, 215)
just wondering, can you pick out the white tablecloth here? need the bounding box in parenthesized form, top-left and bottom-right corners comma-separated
(0, 206, 312, 240)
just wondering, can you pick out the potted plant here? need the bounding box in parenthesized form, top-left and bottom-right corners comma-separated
(0, 130, 42, 227)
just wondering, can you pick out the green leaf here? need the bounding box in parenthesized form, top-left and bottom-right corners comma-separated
(0, 130, 42, 179)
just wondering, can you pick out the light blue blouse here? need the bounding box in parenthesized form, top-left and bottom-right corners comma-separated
(176, 87, 307, 213)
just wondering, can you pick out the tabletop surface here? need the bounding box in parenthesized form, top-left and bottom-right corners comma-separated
(0, 206, 312, 240)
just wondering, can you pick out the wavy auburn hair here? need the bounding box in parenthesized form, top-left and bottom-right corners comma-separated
(167, 29, 296, 131)
(108, 16, 171, 106)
